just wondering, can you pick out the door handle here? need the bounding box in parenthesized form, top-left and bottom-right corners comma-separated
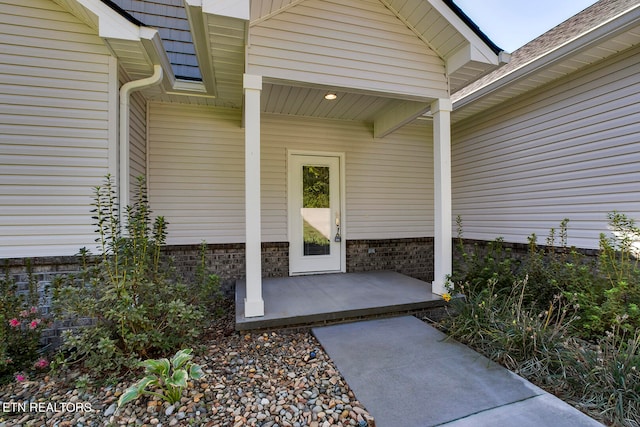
(334, 212, 341, 242)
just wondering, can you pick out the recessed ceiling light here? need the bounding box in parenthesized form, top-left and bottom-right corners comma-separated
(324, 93, 337, 100)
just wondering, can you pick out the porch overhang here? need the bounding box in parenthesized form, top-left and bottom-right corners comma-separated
(185, 0, 249, 107)
(76, 0, 505, 320)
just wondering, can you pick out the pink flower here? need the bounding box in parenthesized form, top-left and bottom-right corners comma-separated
(34, 358, 49, 369)
(30, 306, 37, 314)
(29, 319, 41, 330)
(19, 310, 29, 318)
(15, 374, 26, 382)
(8, 318, 20, 328)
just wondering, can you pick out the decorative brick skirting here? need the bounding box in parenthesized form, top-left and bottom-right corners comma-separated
(2, 237, 435, 316)
(346, 237, 434, 282)
(2, 256, 88, 317)
(3, 238, 437, 301)
(162, 242, 289, 295)
(2, 256, 97, 349)
(452, 238, 600, 268)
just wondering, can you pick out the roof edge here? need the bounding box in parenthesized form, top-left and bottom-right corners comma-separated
(100, 0, 145, 27)
(443, 0, 503, 55)
(453, 4, 640, 112)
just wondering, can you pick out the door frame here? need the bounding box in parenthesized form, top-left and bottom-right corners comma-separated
(287, 150, 346, 275)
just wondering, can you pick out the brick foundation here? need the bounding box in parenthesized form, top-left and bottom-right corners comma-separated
(2, 256, 88, 317)
(346, 237, 434, 282)
(2, 238, 438, 347)
(162, 242, 289, 295)
(452, 238, 600, 268)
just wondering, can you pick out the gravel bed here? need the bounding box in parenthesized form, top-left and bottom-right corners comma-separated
(0, 309, 375, 427)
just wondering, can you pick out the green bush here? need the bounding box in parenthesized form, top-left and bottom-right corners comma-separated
(442, 277, 640, 426)
(53, 176, 220, 377)
(564, 320, 640, 426)
(452, 215, 519, 296)
(449, 213, 640, 424)
(453, 214, 640, 341)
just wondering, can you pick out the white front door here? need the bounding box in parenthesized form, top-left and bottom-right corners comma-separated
(288, 153, 343, 275)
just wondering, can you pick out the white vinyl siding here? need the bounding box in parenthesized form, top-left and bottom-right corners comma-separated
(148, 102, 433, 245)
(452, 45, 640, 249)
(0, 0, 114, 258)
(248, 0, 447, 100)
(148, 103, 246, 243)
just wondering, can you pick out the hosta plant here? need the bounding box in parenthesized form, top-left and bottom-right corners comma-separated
(118, 348, 204, 407)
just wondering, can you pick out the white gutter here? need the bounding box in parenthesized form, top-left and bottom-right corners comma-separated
(119, 64, 163, 226)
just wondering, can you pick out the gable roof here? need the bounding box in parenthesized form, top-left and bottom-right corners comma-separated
(452, 0, 640, 121)
(106, 0, 201, 80)
(102, 0, 506, 96)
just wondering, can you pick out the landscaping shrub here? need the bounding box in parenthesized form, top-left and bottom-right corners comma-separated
(0, 263, 49, 384)
(453, 214, 639, 341)
(448, 213, 640, 425)
(564, 320, 640, 427)
(442, 277, 576, 381)
(442, 277, 640, 426)
(452, 216, 519, 297)
(53, 176, 222, 377)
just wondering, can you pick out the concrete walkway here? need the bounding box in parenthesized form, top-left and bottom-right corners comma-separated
(313, 316, 603, 427)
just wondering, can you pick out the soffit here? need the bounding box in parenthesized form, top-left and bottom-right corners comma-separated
(184, 0, 247, 106)
(261, 83, 396, 121)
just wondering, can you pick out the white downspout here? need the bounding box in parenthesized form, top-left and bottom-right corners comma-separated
(118, 64, 163, 227)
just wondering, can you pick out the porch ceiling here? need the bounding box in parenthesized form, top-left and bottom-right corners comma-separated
(261, 83, 398, 122)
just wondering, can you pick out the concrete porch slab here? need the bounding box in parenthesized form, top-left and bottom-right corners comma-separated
(235, 271, 443, 330)
(313, 316, 602, 427)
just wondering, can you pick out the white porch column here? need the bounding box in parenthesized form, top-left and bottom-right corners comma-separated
(432, 98, 453, 295)
(243, 74, 264, 317)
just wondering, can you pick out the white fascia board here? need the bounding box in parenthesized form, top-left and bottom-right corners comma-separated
(202, 0, 249, 20)
(72, 0, 140, 40)
(138, 29, 211, 96)
(184, 0, 218, 96)
(427, 0, 502, 65)
(447, 43, 507, 75)
(454, 5, 640, 111)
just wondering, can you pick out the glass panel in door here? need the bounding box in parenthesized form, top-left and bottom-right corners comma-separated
(302, 165, 331, 256)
